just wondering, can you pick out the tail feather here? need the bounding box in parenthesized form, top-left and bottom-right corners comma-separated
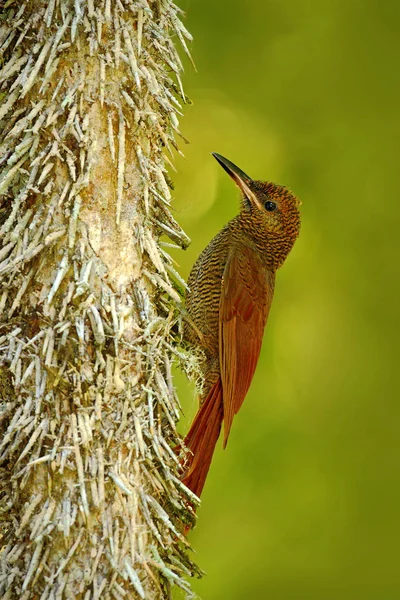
(181, 379, 223, 499)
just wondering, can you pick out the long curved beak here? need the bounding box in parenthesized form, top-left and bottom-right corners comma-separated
(212, 153, 259, 207)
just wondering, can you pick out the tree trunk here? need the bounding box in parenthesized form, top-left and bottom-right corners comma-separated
(0, 1, 199, 598)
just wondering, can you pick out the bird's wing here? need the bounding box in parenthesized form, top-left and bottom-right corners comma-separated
(219, 243, 275, 447)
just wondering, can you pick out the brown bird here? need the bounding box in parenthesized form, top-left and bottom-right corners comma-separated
(181, 153, 301, 501)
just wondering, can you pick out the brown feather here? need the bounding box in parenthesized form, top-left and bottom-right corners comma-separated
(220, 244, 275, 447)
(181, 379, 223, 499)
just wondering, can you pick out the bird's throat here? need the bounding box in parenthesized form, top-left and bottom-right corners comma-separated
(230, 216, 295, 271)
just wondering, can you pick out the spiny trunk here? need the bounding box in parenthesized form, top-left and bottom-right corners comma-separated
(0, 1, 200, 598)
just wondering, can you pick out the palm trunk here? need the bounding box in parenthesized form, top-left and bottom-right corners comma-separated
(0, 1, 199, 598)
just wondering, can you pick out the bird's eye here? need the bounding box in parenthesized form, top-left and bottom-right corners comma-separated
(264, 200, 277, 212)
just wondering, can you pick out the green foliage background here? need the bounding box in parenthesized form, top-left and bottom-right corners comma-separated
(172, 1, 400, 598)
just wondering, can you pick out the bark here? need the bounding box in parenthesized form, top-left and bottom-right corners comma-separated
(0, 1, 200, 598)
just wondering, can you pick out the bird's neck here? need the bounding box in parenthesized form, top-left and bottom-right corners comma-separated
(230, 215, 295, 272)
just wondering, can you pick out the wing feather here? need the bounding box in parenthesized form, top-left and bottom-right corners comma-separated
(219, 244, 275, 447)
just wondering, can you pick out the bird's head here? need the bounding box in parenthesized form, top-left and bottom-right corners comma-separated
(212, 152, 301, 266)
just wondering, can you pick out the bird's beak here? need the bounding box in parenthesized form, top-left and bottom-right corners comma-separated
(212, 152, 261, 208)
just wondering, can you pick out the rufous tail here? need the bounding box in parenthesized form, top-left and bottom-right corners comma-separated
(181, 378, 223, 499)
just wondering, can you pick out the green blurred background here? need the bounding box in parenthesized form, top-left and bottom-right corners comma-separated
(171, 1, 400, 598)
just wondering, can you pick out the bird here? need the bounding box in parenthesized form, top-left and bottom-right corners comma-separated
(180, 152, 301, 502)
